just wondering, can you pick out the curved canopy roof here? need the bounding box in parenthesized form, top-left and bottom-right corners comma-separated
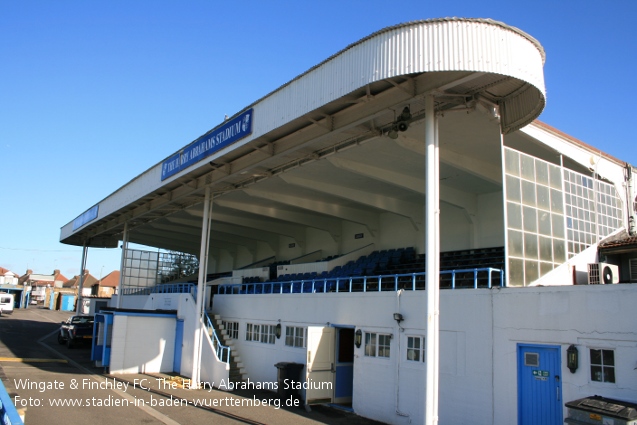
(61, 18, 546, 250)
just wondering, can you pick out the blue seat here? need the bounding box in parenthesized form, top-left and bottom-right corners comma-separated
(313, 280, 326, 292)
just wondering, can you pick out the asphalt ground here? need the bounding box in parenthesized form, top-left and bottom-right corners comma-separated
(0, 308, 385, 425)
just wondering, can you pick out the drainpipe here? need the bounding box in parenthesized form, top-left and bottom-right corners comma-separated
(625, 164, 636, 236)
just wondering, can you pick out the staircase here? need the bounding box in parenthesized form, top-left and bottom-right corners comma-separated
(207, 314, 247, 385)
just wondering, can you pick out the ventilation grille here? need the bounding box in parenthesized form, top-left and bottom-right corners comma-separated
(588, 263, 600, 285)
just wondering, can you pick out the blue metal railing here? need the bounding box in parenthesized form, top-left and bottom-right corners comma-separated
(218, 268, 504, 295)
(204, 311, 231, 364)
(121, 283, 197, 297)
(0, 378, 24, 425)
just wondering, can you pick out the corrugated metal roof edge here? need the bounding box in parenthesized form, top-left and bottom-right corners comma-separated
(184, 18, 546, 149)
(239, 18, 544, 119)
(61, 18, 546, 236)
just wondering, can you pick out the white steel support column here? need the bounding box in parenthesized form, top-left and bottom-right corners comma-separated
(425, 94, 440, 425)
(75, 243, 88, 315)
(116, 222, 129, 309)
(192, 187, 212, 387)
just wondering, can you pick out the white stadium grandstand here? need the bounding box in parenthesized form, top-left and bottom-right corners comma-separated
(61, 18, 637, 425)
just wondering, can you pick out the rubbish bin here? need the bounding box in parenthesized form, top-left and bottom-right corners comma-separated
(274, 362, 305, 401)
(565, 395, 637, 424)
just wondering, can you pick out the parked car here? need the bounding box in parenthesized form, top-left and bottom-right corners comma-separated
(0, 293, 14, 316)
(58, 315, 94, 348)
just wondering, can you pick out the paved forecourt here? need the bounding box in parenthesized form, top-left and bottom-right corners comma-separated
(0, 308, 381, 425)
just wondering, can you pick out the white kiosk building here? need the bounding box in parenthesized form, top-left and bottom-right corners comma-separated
(61, 19, 637, 425)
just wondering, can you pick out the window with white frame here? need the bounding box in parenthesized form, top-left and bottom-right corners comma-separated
(407, 336, 425, 362)
(246, 323, 276, 344)
(246, 323, 259, 342)
(590, 348, 615, 383)
(285, 326, 306, 348)
(222, 321, 239, 339)
(364, 332, 390, 358)
(260, 324, 276, 344)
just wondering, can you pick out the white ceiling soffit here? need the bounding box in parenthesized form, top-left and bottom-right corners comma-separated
(61, 18, 546, 247)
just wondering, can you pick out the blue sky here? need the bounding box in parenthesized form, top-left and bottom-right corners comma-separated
(1, 0, 636, 279)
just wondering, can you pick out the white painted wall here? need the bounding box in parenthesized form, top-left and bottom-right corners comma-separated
(493, 285, 637, 424)
(109, 295, 147, 309)
(109, 314, 176, 374)
(304, 227, 338, 258)
(341, 222, 376, 255)
(212, 284, 637, 425)
(0, 272, 18, 285)
(476, 191, 505, 248)
(439, 204, 472, 252)
(199, 325, 230, 389)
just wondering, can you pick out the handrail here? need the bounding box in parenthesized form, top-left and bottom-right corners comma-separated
(121, 283, 197, 297)
(0, 377, 23, 425)
(218, 268, 504, 295)
(203, 311, 231, 364)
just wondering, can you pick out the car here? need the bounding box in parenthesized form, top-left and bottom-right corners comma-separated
(58, 315, 94, 348)
(0, 293, 14, 316)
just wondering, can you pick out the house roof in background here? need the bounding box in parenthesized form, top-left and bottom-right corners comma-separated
(98, 271, 120, 288)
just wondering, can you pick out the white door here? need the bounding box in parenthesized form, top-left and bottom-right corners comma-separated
(306, 326, 335, 405)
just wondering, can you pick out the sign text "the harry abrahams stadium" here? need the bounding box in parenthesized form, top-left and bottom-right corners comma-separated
(161, 109, 253, 181)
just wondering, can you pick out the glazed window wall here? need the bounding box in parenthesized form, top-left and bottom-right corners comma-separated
(121, 249, 199, 293)
(504, 148, 623, 286)
(122, 249, 160, 291)
(504, 148, 566, 287)
(563, 170, 622, 257)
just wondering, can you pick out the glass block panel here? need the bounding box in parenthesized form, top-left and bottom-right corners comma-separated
(539, 236, 553, 262)
(535, 160, 549, 186)
(525, 260, 539, 285)
(553, 239, 566, 263)
(551, 214, 564, 239)
(550, 188, 564, 214)
(504, 149, 520, 176)
(507, 202, 522, 230)
(508, 230, 524, 257)
(537, 185, 550, 211)
(520, 155, 535, 181)
(538, 211, 551, 236)
(522, 180, 536, 207)
(508, 258, 524, 287)
(506, 175, 521, 203)
(524, 233, 538, 259)
(540, 261, 554, 277)
(523, 206, 538, 233)
(549, 164, 562, 189)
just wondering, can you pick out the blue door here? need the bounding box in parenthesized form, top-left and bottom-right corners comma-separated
(61, 295, 76, 311)
(173, 319, 184, 373)
(333, 326, 354, 405)
(518, 344, 562, 425)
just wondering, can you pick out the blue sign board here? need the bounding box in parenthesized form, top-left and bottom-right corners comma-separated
(73, 205, 99, 230)
(161, 108, 254, 181)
